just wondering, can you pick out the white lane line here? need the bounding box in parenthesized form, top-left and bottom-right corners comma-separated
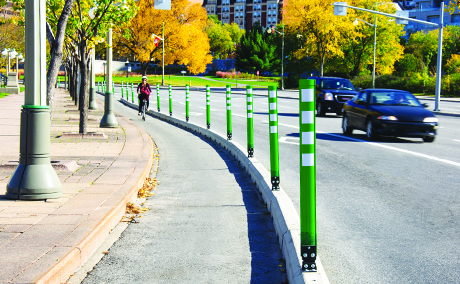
(279, 137, 299, 145)
(453, 139, 460, 143)
(265, 121, 460, 168)
(233, 113, 247, 118)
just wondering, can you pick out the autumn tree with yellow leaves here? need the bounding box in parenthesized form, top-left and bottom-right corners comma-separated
(114, 0, 212, 76)
(284, 0, 404, 77)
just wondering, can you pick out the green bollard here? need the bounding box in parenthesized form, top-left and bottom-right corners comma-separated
(206, 85, 211, 129)
(299, 79, 317, 272)
(268, 85, 279, 190)
(246, 85, 254, 157)
(169, 84, 172, 116)
(131, 83, 134, 103)
(185, 84, 190, 122)
(112, 81, 114, 95)
(121, 81, 124, 99)
(125, 81, 128, 100)
(98, 80, 100, 92)
(226, 85, 232, 140)
(103, 81, 106, 92)
(157, 83, 160, 112)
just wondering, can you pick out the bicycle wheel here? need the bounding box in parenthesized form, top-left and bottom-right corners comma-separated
(142, 101, 146, 121)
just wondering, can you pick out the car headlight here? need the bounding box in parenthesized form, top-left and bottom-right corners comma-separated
(377, 116, 398, 121)
(423, 117, 438, 123)
(324, 93, 334, 101)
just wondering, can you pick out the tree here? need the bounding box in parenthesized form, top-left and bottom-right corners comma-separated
(445, 54, 460, 74)
(327, 0, 404, 77)
(205, 17, 245, 59)
(51, 0, 137, 134)
(114, 0, 212, 75)
(284, 0, 354, 76)
(234, 22, 279, 74)
(0, 21, 25, 71)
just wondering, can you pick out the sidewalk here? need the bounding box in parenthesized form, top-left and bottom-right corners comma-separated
(0, 88, 153, 283)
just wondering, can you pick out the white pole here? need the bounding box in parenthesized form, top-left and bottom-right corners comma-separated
(434, 2, 444, 111)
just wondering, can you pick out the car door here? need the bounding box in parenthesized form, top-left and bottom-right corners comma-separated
(353, 91, 368, 129)
(346, 91, 367, 128)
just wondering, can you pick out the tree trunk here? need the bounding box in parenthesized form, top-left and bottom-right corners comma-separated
(46, 0, 75, 112)
(79, 39, 89, 134)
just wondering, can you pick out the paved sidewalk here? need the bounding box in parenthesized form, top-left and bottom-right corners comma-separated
(0, 88, 153, 283)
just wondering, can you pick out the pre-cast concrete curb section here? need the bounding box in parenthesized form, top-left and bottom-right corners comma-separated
(35, 113, 153, 283)
(120, 98, 330, 284)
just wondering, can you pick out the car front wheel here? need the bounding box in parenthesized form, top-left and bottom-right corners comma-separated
(366, 120, 378, 140)
(423, 136, 435, 143)
(316, 102, 326, 116)
(342, 115, 353, 135)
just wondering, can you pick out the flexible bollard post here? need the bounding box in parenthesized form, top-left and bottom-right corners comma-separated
(246, 85, 254, 157)
(185, 84, 190, 122)
(169, 84, 172, 116)
(157, 83, 160, 112)
(268, 85, 280, 190)
(98, 80, 100, 92)
(299, 79, 317, 272)
(206, 85, 211, 129)
(125, 81, 128, 100)
(131, 83, 134, 103)
(121, 81, 124, 99)
(112, 81, 114, 95)
(226, 85, 232, 140)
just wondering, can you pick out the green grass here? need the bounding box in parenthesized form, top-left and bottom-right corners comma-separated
(57, 75, 280, 88)
(0, 93, 8, 98)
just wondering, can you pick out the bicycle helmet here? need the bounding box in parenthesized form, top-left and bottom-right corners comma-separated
(142, 76, 147, 80)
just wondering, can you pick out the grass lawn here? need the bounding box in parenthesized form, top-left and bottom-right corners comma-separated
(57, 75, 280, 88)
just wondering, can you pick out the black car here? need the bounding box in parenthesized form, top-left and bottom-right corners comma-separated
(309, 77, 359, 116)
(342, 89, 438, 142)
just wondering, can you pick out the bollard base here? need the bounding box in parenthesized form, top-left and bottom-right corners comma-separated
(170, 112, 172, 116)
(158, 108, 160, 112)
(227, 133, 232, 140)
(186, 117, 189, 122)
(301, 245, 317, 272)
(271, 176, 280, 191)
(207, 123, 210, 129)
(248, 147, 254, 158)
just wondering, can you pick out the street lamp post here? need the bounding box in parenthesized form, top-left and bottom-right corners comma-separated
(100, 28, 118, 128)
(152, 22, 165, 85)
(353, 17, 377, 88)
(6, 0, 62, 200)
(125, 59, 129, 78)
(267, 25, 284, 90)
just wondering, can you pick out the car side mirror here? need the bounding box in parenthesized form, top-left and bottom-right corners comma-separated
(422, 103, 429, 108)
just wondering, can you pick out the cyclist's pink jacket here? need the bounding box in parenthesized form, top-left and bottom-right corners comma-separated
(137, 83, 152, 97)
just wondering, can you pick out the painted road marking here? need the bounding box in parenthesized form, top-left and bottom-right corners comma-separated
(267, 122, 460, 168)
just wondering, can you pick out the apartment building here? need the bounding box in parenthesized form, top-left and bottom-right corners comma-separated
(203, 0, 284, 30)
(394, 0, 460, 33)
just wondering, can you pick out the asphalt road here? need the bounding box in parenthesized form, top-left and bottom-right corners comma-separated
(81, 92, 286, 283)
(138, 87, 460, 284)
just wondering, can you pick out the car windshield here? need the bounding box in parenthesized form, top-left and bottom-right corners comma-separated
(369, 91, 422, 107)
(320, 79, 355, 90)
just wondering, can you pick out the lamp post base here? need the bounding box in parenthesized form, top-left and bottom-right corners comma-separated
(89, 87, 98, 110)
(100, 92, 118, 128)
(6, 107, 62, 200)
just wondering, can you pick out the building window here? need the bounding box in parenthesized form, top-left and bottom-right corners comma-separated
(427, 15, 439, 24)
(452, 14, 460, 23)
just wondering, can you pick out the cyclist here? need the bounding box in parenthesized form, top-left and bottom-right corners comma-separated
(137, 76, 152, 115)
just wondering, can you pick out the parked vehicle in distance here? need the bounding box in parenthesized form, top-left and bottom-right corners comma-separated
(309, 76, 359, 116)
(342, 89, 438, 142)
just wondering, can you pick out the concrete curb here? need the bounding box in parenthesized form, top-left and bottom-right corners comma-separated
(34, 114, 153, 283)
(119, 98, 329, 284)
